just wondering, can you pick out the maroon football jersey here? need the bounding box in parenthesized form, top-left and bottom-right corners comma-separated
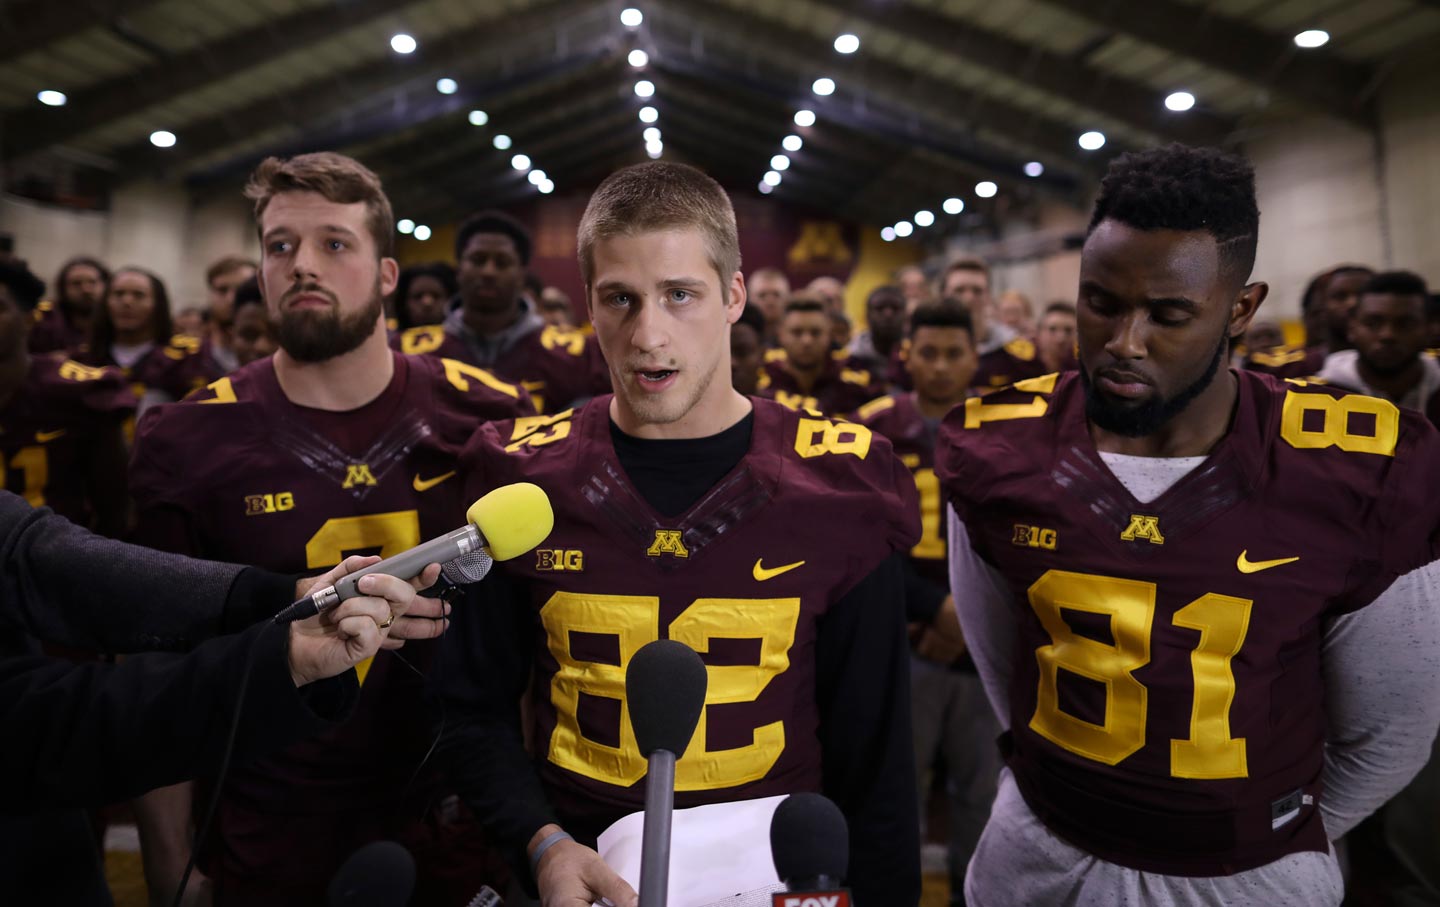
(0, 354, 133, 526)
(393, 322, 608, 415)
(130, 351, 530, 892)
(973, 336, 1048, 391)
(459, 396, 918, 832)
(853, 392, 949, 586)
(760, 357, 885, 416)
(1243, 344, 1325, 380)
(76, 334, 222, 401)
(938, 370, 1440, 875)
(28, 300, 88, 354)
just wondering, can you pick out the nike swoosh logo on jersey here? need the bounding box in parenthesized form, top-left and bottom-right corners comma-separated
(35, 429, 66, 443)
(753, 558, 805, 581)
(1237, 551, 1300, 573)
(412, 471, 456, 492)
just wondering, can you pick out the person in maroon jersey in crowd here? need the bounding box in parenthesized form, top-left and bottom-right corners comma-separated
(391, 210, 607, 414)
(939, 143, 1440, 907)
(845, 283, 907, 376)
(761, 295, 884, 414)
(229, 276, 278, 367)
(436, 161, 922, 907)
(852, 300, 987, 903)
(729, 302, 766, 396)
(75, 266, 220, 412)
(1035, 301, 1079, 374)
(1246, 264, 1375, 378)
(202, 255, 258, 374)
(0, 261, 134, 538)
(129, 151, 530, 907)
(1317, 271, 1439, 427)
(29, 256, 109, 354)
(393, 262, 458, 331)
(896, 263, 932, 313)
(939, 257, 1046, 391)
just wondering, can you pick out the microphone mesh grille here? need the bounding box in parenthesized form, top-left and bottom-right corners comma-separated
(442, 548, 494, 585)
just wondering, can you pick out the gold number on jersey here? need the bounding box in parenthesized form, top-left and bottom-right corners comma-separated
(963, 394, 1049, 429)
(1280, 391, 1398, 457)
(505, 410, 574, 452)
(911, 468, 945, 560)
(304, 511, 422, 685)
(2, 446, 49, 506)
(1028, 570, 1253, 778)
(541, 592, 800, 790)
(441, 358, 521, 399)
(58, 360, 109, 382)
(794, 417, 872, 459)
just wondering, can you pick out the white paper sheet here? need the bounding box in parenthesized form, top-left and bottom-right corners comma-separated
(596, 796, 788, 907)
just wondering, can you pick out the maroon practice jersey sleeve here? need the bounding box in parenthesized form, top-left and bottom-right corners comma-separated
(450, 396, 918, 834)
(937, 370, 1440, 876)
(0, 354, 134, 528)
(760, 357, 887, 416)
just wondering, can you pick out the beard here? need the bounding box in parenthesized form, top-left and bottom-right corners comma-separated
(275, 281, 383, 363)
(1081, 332, 1228, 438)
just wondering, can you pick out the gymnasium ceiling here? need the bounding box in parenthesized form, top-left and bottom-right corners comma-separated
(2, 0, 1437, 235)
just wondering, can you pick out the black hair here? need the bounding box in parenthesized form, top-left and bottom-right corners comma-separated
(866, 284, 904, 308)
(0, 260, 47, 311)
(1428, 293, 1440, 321)
(783, 296, 826, 316)
(393, 261, 458, 330)
(1363, 270, 1429, 299)
(233, 275, 264, 311)
(455, 210, 532, 265)
(523, 271, 545, 297)
(911, 300, 974, 338)
(1089, 143, 1259, 287)
(90, 266, 174, 351)
(1042, 301, 1077, 318)
(736, 302, 765, 336)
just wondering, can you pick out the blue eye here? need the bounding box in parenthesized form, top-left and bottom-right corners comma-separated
(329, 240, 346, 251)
(669, 289, 691, 303)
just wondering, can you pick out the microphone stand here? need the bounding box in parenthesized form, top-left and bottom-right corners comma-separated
(638, 748, 676, 907)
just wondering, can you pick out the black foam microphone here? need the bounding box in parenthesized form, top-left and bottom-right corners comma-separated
(327, 840, 416, 907)
(625, 639, 708, 907)
(770, 793, 851, 906)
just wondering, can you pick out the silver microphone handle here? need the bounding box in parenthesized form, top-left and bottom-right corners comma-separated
(328, 524, 483, 604)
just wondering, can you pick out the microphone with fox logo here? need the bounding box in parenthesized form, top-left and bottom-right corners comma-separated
(273, 482, 554, 624)
(770, 793, 851, 907)
(626, 639, 708, 907)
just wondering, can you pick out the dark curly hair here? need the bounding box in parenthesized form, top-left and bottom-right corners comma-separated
(455, 210, 532, 265)
(393, 261, 458, 330)
(1089, 143, 1259, 287)
(1364, 270, 1428, 298)
(912, 299, 974, 338)
(0, 260, 48, 311)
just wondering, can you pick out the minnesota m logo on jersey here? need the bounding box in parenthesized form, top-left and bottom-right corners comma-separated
(1120, 513, 1165, 545)
(342, 464, 378, 488)
(646, 529, 689, 558)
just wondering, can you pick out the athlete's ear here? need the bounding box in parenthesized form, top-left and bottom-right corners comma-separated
(725, 270, 746, 326)
(1227, 281, 1268, 339)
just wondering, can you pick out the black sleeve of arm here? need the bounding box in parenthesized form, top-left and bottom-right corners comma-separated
(902, 558, 947, 624)
(816, 552, 921, 905)
(1, 620, 357, 812)
(429, 568, 557, 885)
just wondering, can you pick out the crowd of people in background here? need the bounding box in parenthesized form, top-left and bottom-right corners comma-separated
(2, 174, 1439, 905)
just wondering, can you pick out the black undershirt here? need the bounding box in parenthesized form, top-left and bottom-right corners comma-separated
(609, 412, 755, 517)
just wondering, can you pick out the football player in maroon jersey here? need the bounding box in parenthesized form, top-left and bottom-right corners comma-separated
(29, 256, 108, 354)
(762, 296, 884, 415)
(437, 161, 922, 906)
(130, 152, 530, 906)
(0, 260, 133, 537)
(939, 144, 1440, 906)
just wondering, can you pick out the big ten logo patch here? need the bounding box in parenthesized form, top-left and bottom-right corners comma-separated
(536, 548, 585, 572)
(245, 492, 296, 516)
(1012, 523, 1057, 551)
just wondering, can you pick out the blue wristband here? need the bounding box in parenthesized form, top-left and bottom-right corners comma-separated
(529, 830, 574, 875)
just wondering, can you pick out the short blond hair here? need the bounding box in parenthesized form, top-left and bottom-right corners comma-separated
(244, 152, 394, 258)
(577, 162, 740, 287)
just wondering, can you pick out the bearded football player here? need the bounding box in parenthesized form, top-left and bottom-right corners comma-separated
(129, 152, 530, 905)
(436, 161, 921, 906)
(938, 144, 1440, 906)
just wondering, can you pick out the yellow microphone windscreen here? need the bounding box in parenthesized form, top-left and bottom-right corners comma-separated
(466, 482, 554, 561)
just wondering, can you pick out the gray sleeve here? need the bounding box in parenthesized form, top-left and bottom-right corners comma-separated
(947, 505, 1017, 730)
(0, 491, 259, 652)
(1320, 559, 1440, 840)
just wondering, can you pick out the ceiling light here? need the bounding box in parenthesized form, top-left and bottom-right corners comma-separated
(943, 197, 964, 215)
(639, 105, 658, 123)
(1294, 29, 1330, 48)
(628, 49, 649, 68)
(436, 78, 458, 95)
(397, 219, 415, 234)
(539, 179, 555, 194)
(763, 170, 782, 186)
(647, 147, 663, 159)
(880, 226, 896, 242)
(468, 109, 489, 126)
(149, 130, 176, 148)
(493, 134, 512, 150)
(975, 181, 998, 198)
(621, 7, 643, 27)
(511, 153, 531, 171)
(758, 181, 774, 195)
(770, 154, 790, 171)
(894, 221, 913, 238)
(643, 126, 661, 143)
(812, 77, 836, 96)
(1024, 161, 1044, 178)
(528, 169, 547, 185)
(914, 210, 935, 227)
(37, 90, 67, 107)
(634, 80, 655, 98)
(390, 33, 417, 54)
(782, 134, 803, 152)
(1165, 91, 1195, 112)
(1078, 130, 1106, 150)
(834, 33, 860, 54)
(646, 139, 664, 154)
(413, 225, 432, 241)
(794, 109, 816, 127)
